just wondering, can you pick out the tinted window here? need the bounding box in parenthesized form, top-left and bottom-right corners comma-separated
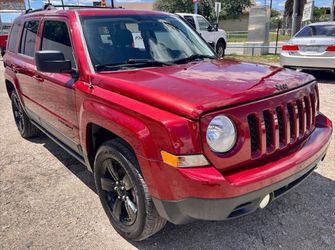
(184, 16, 196, 29)
(41, 20, 76, 68)
(20, 20, 39, 57)
(81, 15, 215, 71)
(196, 16, 210, 31)
(7, 23, 20, 52)
(296, 25, 335, 37)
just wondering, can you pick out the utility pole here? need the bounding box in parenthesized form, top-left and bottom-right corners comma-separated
(194, 0, 198, 14)
(331, 0, 335, 21)
(27, 0, 31, 9)
(291, 0, 298, 36)
(0, 15, 2, 35)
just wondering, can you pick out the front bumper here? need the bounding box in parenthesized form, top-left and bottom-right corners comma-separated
(280, 52, 335, 69)
(153, 155, 322, 224)
(143, 113, 332, 224)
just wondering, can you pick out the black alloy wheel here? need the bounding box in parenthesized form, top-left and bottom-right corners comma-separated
(100, 158, 138, 226)
(94, 139, 166, 241)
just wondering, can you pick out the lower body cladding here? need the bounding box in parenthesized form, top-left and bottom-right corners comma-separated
(280, 53, 335, 70)
(149, 114, 332, 225)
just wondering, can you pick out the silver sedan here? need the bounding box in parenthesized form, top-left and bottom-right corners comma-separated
(280, 22, 335, 71)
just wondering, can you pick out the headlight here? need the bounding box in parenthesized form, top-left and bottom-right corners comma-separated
(206, 115, 237, 153)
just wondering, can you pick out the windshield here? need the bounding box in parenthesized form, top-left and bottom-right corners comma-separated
(80, 14, 215, 71)
(295, 25, 335, 37)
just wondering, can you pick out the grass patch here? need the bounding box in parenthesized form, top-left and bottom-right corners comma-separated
(225, 54, 280, 65)
(228, 32, 290, 43)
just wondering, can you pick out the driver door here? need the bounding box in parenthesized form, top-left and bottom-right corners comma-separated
(34, 18, 81, 154)
(196, 16, 213, 44)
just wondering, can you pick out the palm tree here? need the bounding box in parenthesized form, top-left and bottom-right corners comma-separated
(284, 0, 306, 33)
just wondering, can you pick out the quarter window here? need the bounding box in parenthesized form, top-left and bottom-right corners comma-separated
(20, 20, 39, 57)
(7, 23, 20, 52)
(184, 16, 196, 29)
(41, 20, 76, 68)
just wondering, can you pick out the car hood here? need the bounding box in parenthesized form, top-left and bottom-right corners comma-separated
(92, 59, 315, 119)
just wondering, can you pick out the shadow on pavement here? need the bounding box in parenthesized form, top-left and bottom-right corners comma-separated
(28, 134, 96, 194)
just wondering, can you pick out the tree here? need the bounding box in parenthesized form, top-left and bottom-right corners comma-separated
(154, 0, 251, 20)
(284, 0, 306, 33)
(271, 9, 282, 29)
(313, 7, 331, 22)
(284, 0, 306, 17)
(271, 9, 281, 18)
(154, 0, 214, 19)
(153, 0, 193, 14)
(199, 0, 214, 19)
(219, 0, 251, 19)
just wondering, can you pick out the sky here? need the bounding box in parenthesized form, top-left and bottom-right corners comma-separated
(1, 0, 334, 22)
(258, 0, 333, 10)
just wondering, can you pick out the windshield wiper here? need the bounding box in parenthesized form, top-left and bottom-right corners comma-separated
(173, 54, 216, 64)
(95, 59, 173, 71)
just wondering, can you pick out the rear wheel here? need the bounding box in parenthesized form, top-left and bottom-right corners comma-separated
(94, 139, 166, 241)
(11, 91, 40, 138)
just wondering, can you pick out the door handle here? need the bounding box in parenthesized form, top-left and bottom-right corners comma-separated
(33, 75, 44, 82)
(11, 65, 20, 73)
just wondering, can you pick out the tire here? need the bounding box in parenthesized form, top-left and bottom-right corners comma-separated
(11, 91, 40, 138)
(94, 139, 166, 241)
(216, 40, 226, 58)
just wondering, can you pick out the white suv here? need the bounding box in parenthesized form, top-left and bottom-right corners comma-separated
(177, 13, 227, 57)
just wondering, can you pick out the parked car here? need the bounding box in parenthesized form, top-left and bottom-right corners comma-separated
(0, 34, 8, 56)
(4, 4, 333, 241)
(281, 22, 335, 71)
(177, 13, 227, 57)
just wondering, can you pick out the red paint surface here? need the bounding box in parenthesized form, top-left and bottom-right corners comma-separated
(0, 34, 7, 49)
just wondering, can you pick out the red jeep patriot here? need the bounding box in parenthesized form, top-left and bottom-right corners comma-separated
(3, 5, 333, 241)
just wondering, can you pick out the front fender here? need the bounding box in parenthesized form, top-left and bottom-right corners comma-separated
(79, 99, 156, 160)
(76, 83, 203, 197)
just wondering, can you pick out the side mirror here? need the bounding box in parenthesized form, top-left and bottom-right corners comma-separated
(35, 51, 72, 73)
(207, 25, 213, 32)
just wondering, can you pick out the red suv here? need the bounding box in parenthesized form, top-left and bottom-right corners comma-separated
(4, 5, 333, 241)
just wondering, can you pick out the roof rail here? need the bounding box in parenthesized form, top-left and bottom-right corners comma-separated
(25, 8, 43, 14)
(24, 2, 116, 14)
(51, 4, 116, 10)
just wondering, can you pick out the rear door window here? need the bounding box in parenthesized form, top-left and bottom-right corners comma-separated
(41, 20, 76, 69)
(7, 23, 20, 52)
(20, 20, 39, 57)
